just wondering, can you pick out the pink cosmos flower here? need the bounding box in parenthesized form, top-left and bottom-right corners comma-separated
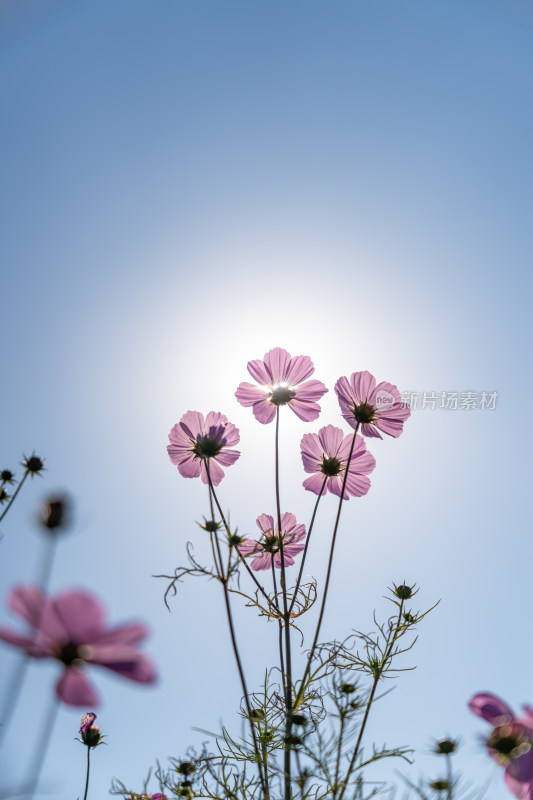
(300, 425, 376, 499)
(0, 585, 157, 707)
(334, 371, 410, 438)
(235, 347, 328, 424)
(238, 513, 306, 571)
(469, 692, 533, 799)
(167, 411, 240, 487)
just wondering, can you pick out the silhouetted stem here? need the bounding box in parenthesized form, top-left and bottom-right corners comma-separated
(82, 746, 91, 800)
(0, 470, 29, 523)
(205, 466, 267, 799)
(337, 599, 405, 800)
(296, 425, 360, 708)
(288, 477, 326, 616)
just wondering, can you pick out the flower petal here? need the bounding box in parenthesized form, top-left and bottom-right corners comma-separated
(215, 449, 240, 467)
(252, 399, 277, 424)
(285, 355, 315, 386)
(247, 359, 272, 386)
(8, 585, 46, 630)
(235, 382, 267, 407)
(468, 693, 514, 724)
(263, 348, 292, 383)
(251, 553, 273, 571)
(56, 667, 101, 707)
(52, 591, 106, 642)
(200, 459, 224, 486)
(176, 454, 202, 479)
(303, 473, 329, 495)
(256, 514, 275, 535)
(178, 411, 206, 440)
(289, 398, 322, 422)
(318, 425, 344, 456)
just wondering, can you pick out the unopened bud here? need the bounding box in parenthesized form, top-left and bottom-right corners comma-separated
(41, 495, 71, 531)
(430, 780, 450, 792)
(340, 683, 356, 694)
(249, 708, 265, 722)
(176, 761, 196, 776)
(289, 713, 307, 726)
(22, 455, 45, 475)
(1, 470, 14, 483)
(0, 489, 9, 504)
(435, 739, 457, 755)
(394, 583, 414, 600)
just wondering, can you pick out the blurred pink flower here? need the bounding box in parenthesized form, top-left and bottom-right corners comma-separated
(0, 586, 157, 707)
(300, 425, 376, 499)
(469, 692, 533, 798)
(235, 347, 328, 424)
(167, 411, 240, 487)
(334, 371, 410, 438)
(238, 513, 306, 571)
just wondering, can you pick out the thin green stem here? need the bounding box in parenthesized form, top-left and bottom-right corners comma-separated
(288, 477, 326, 616)
(333, 713, 346, 798)
(296, 425, 359, 707)
(207, 478, 278, 614)
(337, 599, 405, 800)
(274, 409, 293, 800)
(83, 746, 91, 800)
(446, 752, 453, 800)
(205, 465, 267, 799)
(0, 470, 29, 523)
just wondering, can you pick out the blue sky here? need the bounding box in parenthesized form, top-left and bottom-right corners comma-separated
(1, 1, 532, 798)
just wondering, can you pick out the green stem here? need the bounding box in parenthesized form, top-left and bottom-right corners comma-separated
(0, 470, 29, 523)
(337, 599, 404, 800)
(274, 409, 293, 800)
(288, 477, 326, 616)
(205, 466, 267, 799)
(83, 746, 91, 800)
(296, 425, 360, 708)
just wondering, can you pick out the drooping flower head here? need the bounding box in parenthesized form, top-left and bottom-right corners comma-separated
(0, 586, 157, 706)
(300, 425, 376, 499)
(334, 371, 410, 438)
(238, 513, 306, 571)
(235, 347, 328, 424)
(167, 411, 240, 487)
(469, 692, 533, 798)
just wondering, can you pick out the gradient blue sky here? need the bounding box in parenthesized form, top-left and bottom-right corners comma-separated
(1, 1, 532, 798)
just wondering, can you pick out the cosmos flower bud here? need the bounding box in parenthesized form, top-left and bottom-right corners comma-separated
(249, 708, 265, 722)
(200, 519, 221, 533)
(403, 611, 416, 624)
(79, 712, 102, 747)
(340, 683, 356, 694)
(1, 470, 14, 483)
(289, 713, 308, 727)
(429, 780, 450, 792)
(228, 533, 244, 547)
(22, 455, 45, 475)
(176, 761, 196, 776)
(394, 583, 414, 600)
(435, 739, 457, 755)
(0, 489, 9, 504)
(40, 495, 71, 531)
